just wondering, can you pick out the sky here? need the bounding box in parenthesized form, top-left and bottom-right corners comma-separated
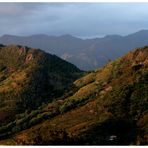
(1, 2, 148, 38)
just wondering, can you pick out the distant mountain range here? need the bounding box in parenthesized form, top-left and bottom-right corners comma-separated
(1, 30, 148, 70)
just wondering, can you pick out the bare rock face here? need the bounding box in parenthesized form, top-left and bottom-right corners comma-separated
(25, 53, 33, 63)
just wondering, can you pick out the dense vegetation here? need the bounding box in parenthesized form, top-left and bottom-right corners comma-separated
(0, 44, 82, 125)
(0, 46, 147, 145)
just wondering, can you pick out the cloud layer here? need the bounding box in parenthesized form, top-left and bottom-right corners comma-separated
(1, 3, 148, 38)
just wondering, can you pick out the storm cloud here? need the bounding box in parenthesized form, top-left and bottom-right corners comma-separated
(0, 3, 148, 38)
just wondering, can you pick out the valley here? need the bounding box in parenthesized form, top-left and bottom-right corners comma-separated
(0, 45, 147, 145)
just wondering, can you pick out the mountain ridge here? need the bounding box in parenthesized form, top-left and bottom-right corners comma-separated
(1, 30, 148, 70)
(0, 44, 82, 124)
(0, 46, 147, 145)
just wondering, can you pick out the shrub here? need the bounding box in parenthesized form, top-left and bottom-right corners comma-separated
(37, 112, 53, 120)
(12, 126, 21, 133)
(29, 117, 42, 126)
(0, 64, 6, 72)
(59, 99, 77, 113)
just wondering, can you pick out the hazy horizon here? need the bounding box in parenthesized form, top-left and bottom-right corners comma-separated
(1, 3, 148, 38)
(1, 29, 148, 40)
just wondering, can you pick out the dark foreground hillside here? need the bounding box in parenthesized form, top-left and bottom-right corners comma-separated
(0, 46, 147, 145)
(0, 44, 82, 125)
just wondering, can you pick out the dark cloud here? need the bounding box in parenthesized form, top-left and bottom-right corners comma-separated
(0, 3, 148, 38)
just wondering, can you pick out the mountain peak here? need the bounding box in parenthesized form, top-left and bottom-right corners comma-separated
(29, 34, 51, 38)
(59, 34, 83, 40)
(0, 43, 82, 124)
(60, 34, 74, 37)
(104, 34, 123, 39)
(126, 29, 148, 37)
(137, 29, 148, 33)
(1, 34, 18, 38)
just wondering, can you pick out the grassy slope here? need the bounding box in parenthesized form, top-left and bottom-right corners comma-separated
(0, 46, 147, 145)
